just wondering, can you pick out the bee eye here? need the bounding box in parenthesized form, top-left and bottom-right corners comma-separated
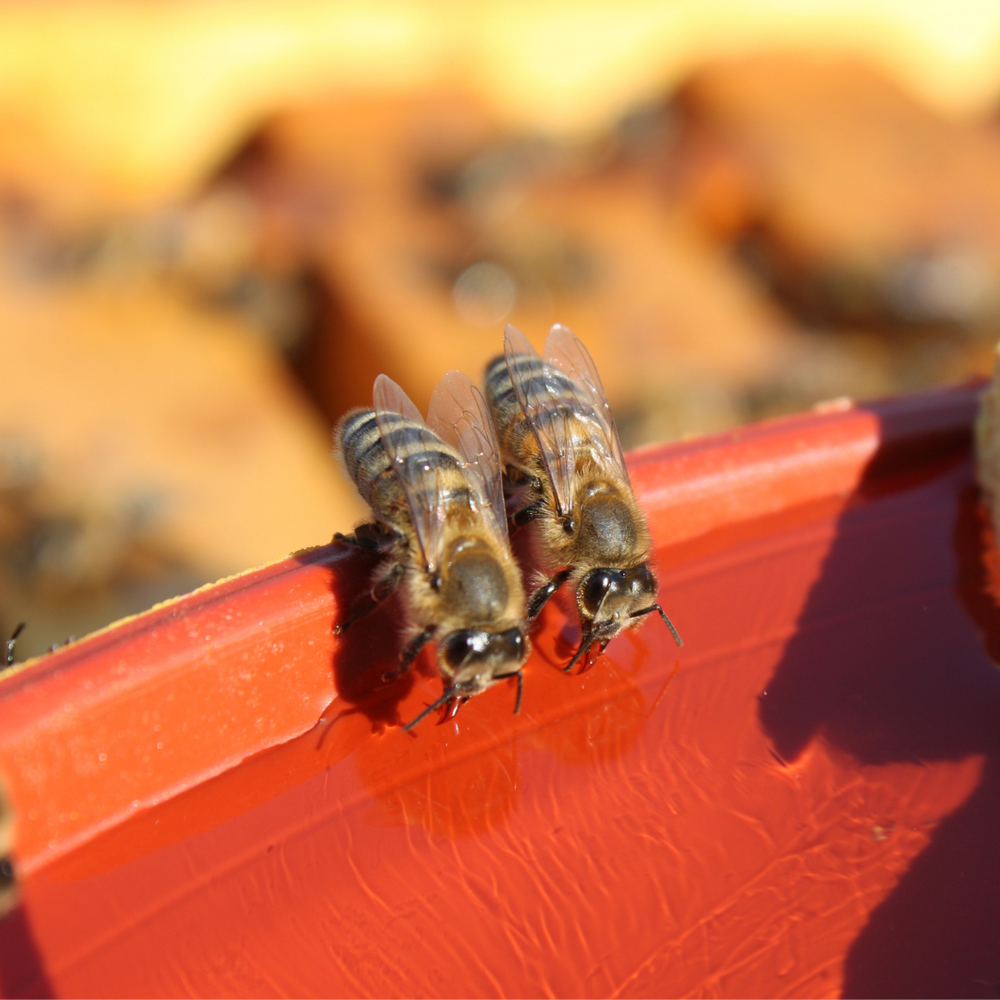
(629, 565, 656, 597)
(440, 630, 477, 668)
(495, 628, 525, 662)
(441, 629, 524, 672)
(581, 570, 615, 615)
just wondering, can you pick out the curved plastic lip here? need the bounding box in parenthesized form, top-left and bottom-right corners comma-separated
(0, 383, 980, 874)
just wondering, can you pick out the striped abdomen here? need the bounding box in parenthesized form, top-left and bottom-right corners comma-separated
(339, 408, 469, 531)
(484, 354, 596, 473)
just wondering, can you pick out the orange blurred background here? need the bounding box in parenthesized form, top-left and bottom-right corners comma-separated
(4, 0, 1000, 655)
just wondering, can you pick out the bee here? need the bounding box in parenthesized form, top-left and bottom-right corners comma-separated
(336, 370, 529, 730)
(0, 776, 16, 916)
(484, 323, 681, 671)
(3, 623, 24, 670)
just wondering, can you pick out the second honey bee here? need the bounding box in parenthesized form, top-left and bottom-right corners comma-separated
(336, 371, 529, 729)
(485, 323, 681, 671)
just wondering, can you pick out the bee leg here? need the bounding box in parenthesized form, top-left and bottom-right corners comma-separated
(382, 627, 434, 683)
(629, 604, 683, 647)
(333, 603, 373, 636)
(503, 466, 536, 488)
(563, 632, 596, 673)
(334, 562, 405, 636)
(4, 623, 24, 669)
(334, 521, 392, 552)
(526, 568, 572, 621)
(511, 500, 546, 530)
(401, 688, 455, 732)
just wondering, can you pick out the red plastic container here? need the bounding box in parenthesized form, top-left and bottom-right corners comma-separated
(0, 384, 996, 998)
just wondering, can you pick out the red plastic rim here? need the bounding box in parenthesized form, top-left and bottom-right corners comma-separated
(0, 383, 994, 998)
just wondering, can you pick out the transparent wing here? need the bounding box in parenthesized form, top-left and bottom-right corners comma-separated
(372, 374, 446, 574)
(503, 324, 578, 518)
(427, 370, 509, 546)
(544, 323, 631, 486)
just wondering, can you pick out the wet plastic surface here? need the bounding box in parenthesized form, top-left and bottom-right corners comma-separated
(1, 386, 998, 998)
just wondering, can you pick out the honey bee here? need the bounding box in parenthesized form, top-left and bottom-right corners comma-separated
(336, 371, 529, 730)
(3, 623, 23, 671)
(484, 323, 681, 671)
(0, 776, 16, 916)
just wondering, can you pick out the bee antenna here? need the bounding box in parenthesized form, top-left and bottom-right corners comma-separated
(562, 633, 596, 673)
(402, 688, 455, 732)
(630, 604, 683, 647)
(5, 623, 25, 668)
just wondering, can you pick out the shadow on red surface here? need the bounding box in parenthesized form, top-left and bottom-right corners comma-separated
(759, 406, 1000, 998)
(0, 907, 51, 999)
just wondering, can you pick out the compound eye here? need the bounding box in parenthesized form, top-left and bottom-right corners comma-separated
(495, 628, 525, 662)
(581, 570, 615, 615)
(629, 564, 657, 598)
(440, 630, 477, 668)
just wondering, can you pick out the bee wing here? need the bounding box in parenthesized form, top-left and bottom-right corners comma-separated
(372, 374, 446, 574)
(544, 323, 631, 487)
(427, 370, 510, 547)
(503, 324, 578, 518)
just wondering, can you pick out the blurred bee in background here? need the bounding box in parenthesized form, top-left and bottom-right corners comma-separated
(4, 623, 24, 671)
(0, 775, 16, 917)
(0, 626, 19, 914)
(336, 371, 529, 730)
(485, 323, 682, 671)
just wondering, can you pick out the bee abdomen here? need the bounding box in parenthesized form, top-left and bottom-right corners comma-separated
(485, 354, 595, 463)
(339, 409, 470, 522)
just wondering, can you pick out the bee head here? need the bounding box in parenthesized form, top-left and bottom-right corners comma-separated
(578, 564, 657, 633)
(403, 627, 529, 730)
(438, 627, 527, 692)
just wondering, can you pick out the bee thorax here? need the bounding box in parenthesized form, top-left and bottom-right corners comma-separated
(440, 543, 510, 622)
(578, 491, 640, 562)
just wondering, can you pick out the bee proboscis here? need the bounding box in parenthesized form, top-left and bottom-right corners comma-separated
(485, 323, 681, 670)
(336, 371, 529, 730)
